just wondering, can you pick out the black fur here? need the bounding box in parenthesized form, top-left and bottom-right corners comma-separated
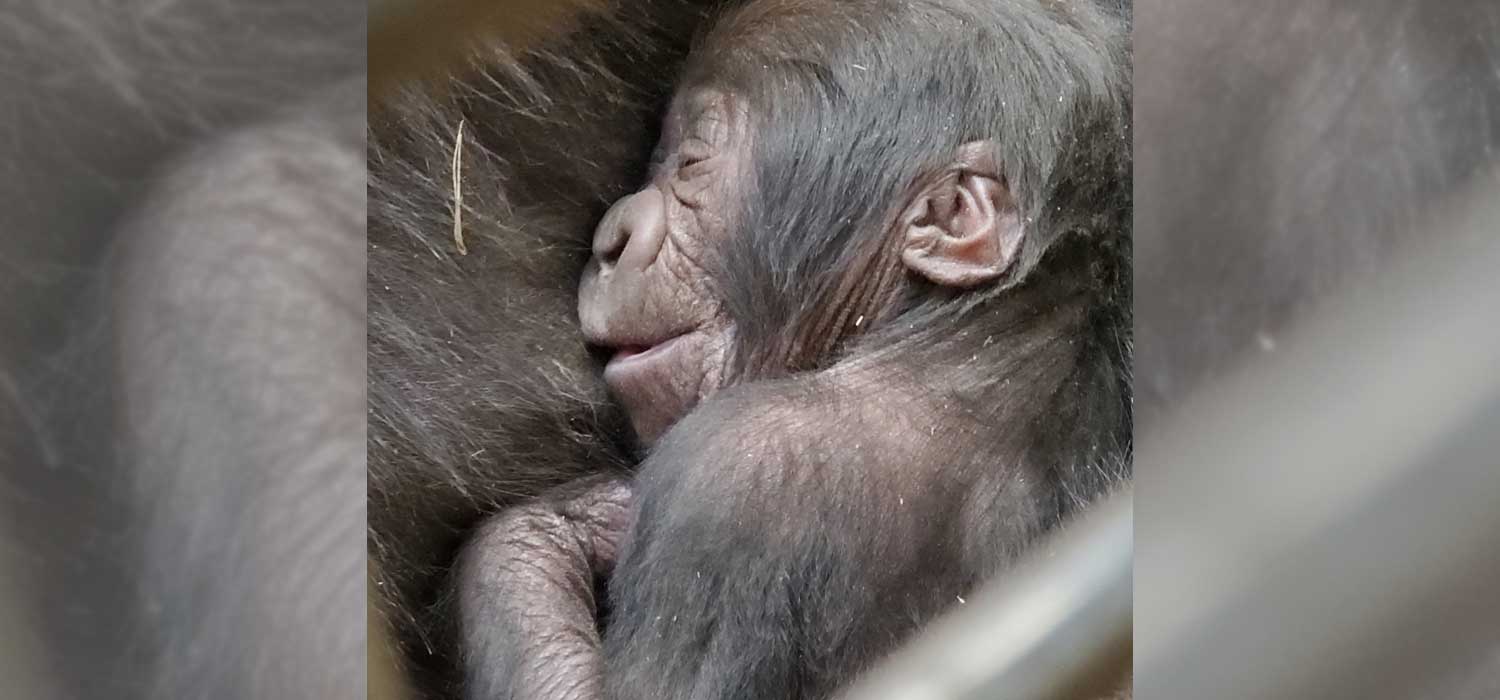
(367, 1, 727, 695)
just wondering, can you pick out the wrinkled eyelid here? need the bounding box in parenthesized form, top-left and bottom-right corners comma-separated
(698, 112, 726, 139)
(679, 138, 714, 165)
(690, 99, 730, 142)
(678, 160, 714, 182)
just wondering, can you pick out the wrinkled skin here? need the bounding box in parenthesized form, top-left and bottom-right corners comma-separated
(577, 90, 742, 445)
(457, 479, 634, 699)
(577, 92, 1024, 447)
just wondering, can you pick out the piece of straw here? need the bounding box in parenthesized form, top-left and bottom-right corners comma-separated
(451, 118, 468, 256)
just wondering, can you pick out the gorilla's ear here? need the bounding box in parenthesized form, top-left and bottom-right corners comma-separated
(898, 141, 1024, 288)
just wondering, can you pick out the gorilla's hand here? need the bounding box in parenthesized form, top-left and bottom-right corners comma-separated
(457, 477, 633, 700)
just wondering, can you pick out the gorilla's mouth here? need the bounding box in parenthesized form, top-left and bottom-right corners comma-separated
(609, 344, 649, 362)
(605, 332, 689, 368)
(596, 328, 714, 446)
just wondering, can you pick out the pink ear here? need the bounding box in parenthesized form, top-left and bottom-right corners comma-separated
(899, 155, 1024, 288)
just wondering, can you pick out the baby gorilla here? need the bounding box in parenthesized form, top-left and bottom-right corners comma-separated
(458, 0, 1131, 698)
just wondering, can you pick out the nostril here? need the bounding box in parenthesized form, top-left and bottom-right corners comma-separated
(592, 204, 631, 265)
(592, 189, 665, 269)
(600, 226, 627, 264)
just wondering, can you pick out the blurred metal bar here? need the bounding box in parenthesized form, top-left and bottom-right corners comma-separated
(840, 490, 1132, 700)
(1137, 172, 1500, 699)
(369, 0, 604, 96)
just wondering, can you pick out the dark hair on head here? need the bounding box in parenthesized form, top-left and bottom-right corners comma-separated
(677, 0, 1130, 379)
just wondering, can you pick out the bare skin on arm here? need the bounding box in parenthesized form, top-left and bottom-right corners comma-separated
(458, 479, 633, 700)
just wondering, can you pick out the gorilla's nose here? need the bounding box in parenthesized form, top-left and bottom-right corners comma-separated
(592, 188, 667, 271)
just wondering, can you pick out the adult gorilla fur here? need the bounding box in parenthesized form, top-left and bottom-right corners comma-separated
(369, 1, 727, 693)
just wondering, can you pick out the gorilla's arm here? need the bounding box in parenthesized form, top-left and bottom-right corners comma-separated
(463, 387, 1048, 700)
(456, 478, 633, 700)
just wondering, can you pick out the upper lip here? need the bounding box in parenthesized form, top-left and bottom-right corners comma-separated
(606, 334, 690, 366)
(585, 327, 693, 355)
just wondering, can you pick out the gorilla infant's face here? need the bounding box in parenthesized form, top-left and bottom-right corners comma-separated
(578, 90, 743, 446)
(580, 85, 1022, 447)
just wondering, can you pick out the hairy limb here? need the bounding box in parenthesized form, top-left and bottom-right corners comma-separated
(457, 478, 633, 700)
(599, 389, 1053, 700)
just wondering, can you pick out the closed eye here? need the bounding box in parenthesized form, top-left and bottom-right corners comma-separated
(677, 141, 715, 180)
